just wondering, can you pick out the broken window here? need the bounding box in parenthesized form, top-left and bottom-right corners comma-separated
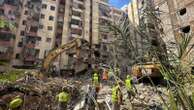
(22, 20, 26, 25)
(49, 16, 54, 21)
(24, 10, 28, 15)
(16, 53, 20, 59)
(47, 26, 53, 30)
(50, 6, 55, 11)
(39, 24, 43, 29)
(46, 38, 51, 42)
(181, 25, 190, 33)
(42, 4, 47, 9)
(41, 14, 45, 19)
(20, 31, 25, 36)
(18, 42, 23, 47)
(179, 8, 186, 16)
(30, 26, 38, 32)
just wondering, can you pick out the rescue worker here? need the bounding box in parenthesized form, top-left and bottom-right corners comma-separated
(92, 73, 100, 93)
(111, 83, 122, 110)
(9, 95, 23, 110)
(125, 75, 133, 100)
(56, 88, 70, 110)
(102, 69, 108, 82)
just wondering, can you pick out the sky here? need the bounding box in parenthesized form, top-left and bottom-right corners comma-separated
(109, 0, 131, 8)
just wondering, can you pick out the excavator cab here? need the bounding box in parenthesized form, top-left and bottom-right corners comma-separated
(132, 62, 162, 78)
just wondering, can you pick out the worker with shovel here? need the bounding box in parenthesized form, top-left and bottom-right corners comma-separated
(125, 75, 134, 100)
(56, 87, 70, 110)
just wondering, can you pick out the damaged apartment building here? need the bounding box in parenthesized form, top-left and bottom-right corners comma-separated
(0, 0, 127, 68)
(0, 0, 22, 61)
(128, 0, 194, 62)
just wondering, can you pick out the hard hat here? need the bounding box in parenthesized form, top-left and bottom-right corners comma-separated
(127, 75, 131, 79)
(94, 73, 98, 76)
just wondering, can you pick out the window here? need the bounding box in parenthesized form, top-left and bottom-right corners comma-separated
(15, 53, 20, 59)
(0, 9, 4, 15)
(22, 20, 26, 25)
(179, 8, 186, 15)
(181, 25, 190, 33)
(20, 31, 25, 36)
(24, 10, 28, 15)
(42, 4, 47, 9)
(46, 38, 51, 42)
(8, 10, 12, 14)
(39, 24, 43, 29)
(50, 6, 55, 11)
(71, 19, 81, 25)
(49, 16, 54, 21)
(41, 14, 45, 19)
(18, 42, 23, 47)
(47, 26, 53, 30)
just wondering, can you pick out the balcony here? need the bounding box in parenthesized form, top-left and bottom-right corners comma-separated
(26, 26, 39, 37)
(23, 47, 36, 62)
(72, 3, 85, 10)
(57, 28, 63, 34)
(23, 56, 36, 62)
(58, 5, 65, 14)
(0, 46, 13, 61)
(0, 40, 14, 47)
(72, 15, 82, 21)
(71, 28, 82, 36)
(73, 0, 84, 5)
(57, 16, 64, 23)
(26, 31, 38, 37)
(24, 43, 35, 48)
(71, 24, 82, 29)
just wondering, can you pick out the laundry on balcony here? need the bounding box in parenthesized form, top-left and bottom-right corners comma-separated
(0, 46, 8, 53)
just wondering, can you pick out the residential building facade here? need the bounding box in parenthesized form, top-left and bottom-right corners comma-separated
(0, 0, 22, 61)
(0, 0, 127, 69)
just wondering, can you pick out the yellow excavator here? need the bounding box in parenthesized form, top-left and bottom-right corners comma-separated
(41, 38, 89, 73)
(132, 62, 162, 78)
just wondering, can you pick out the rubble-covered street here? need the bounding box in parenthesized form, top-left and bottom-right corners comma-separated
(1, 70, 190, 110)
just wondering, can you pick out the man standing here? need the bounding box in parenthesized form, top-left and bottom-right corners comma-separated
(125, 75, 133, 100)
(93, 73, 100, 93)
(111, 83, 122, 110)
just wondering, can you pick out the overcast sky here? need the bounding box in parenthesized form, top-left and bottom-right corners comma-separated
(109, 0, 130, 8)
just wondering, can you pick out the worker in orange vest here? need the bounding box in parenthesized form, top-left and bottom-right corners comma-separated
(102, 69, 108, 81)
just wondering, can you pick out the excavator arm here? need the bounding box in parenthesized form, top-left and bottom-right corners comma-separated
(42, 38, 88, 72)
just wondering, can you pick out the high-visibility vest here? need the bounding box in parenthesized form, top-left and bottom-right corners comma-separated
(93, 74, 99, 86)
(112, 86, 119, 102)
(9, 98, 23, 109)
(192, 92, 194, 104)
(125, 78, 132, 91)
(57, 92, 70, 103)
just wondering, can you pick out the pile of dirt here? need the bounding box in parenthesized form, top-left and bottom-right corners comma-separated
(0, 73, 82, 110)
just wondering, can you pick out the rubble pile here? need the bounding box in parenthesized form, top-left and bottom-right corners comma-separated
(131, 84, 168, 109)
(0, 74, 82, 110)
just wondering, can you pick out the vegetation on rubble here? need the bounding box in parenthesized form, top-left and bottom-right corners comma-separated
(0, 70, 25, 83)
(103, 9, 194, 109)
(159, 33, 194, 109)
